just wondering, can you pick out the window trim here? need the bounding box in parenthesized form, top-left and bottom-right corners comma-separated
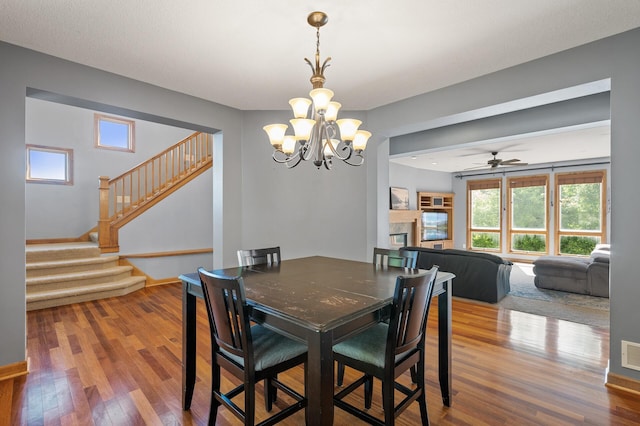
(25, 144, 74, 185)
(94, 113, 135, 152)
(467, 178, 502, 252)
(554, 170, 607, 255)
(507, 174, 549, 255)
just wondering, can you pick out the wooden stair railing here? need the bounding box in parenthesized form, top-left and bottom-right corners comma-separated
(98, 132, 213, 252)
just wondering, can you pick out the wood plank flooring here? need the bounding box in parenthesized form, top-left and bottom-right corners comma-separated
(5, 283, 640, 425)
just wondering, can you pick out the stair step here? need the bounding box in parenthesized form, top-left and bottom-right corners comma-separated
(26, 276, 146, 311)
(27, 255, 120, 278)
(27, 266, 135, 293)
(26, 242, 100, 263)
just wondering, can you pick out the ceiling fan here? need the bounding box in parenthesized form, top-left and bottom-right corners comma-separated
(465, 151, 529, 170)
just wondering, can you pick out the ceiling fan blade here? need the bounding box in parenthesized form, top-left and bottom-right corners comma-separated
(500, 162, 528, 167)
(499, 158, 521, 164)
(463, 164, 491, 170)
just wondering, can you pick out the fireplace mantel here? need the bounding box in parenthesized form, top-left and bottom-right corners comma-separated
(389, 210, 421, 246)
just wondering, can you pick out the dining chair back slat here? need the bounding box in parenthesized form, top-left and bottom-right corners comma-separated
(372, 247, 417, 268)
(237, 246, 281, 267)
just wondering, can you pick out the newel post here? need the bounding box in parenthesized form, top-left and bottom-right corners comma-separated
(98, 176, 118, 252)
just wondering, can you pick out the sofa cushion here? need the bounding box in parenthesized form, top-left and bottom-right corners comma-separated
(533, 256, 589, 279)
(591, 255, 610, 264)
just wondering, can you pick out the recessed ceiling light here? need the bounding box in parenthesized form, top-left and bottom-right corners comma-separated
(411, 156, 417, 160)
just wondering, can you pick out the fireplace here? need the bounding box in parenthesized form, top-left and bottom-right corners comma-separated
(389, 210, 421, 246)
(389, 232, 408, 249)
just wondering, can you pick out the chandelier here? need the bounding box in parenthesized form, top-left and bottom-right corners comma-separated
(263, 11, 371, 170)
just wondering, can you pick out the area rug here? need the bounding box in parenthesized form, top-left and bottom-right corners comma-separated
(497, 262, 609, 328)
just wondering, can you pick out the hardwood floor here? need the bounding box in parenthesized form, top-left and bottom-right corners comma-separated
(5, 283, 640, 425)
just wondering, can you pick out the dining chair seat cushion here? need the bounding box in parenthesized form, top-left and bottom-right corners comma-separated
(222, 324, 307, 371)
(334, 323, 408, 369)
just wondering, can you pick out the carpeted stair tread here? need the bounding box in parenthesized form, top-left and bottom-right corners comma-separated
(27, 255, 120, 277)
(27, 276, 146, 301)
(26, 242, 101, 263)
(26, 276, 146, 311)
(27, 265, 135, 286)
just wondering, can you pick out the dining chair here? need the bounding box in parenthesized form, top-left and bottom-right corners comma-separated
(236, 246, 283, 408)
(333, 267, 438, 426)
(372, 247, 418, 268)
(198, 268, 307, 426)
(237, 246, 281, 267)
(336, 246, 419, 386)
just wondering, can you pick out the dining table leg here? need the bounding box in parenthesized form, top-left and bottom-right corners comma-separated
(182, 282, 197, 410)
(438, 277, 452, 406)
(305, 330, 335, 426)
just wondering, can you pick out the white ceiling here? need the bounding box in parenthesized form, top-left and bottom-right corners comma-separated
(1, 0, 635, 170)
(390, 123, 611, 173)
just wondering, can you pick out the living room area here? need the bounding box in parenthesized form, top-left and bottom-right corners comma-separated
(388, 90, 611, 328)
(386, 234, 610, 328)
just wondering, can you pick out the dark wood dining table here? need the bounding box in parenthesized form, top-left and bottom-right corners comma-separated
(179, 256, 454, 426)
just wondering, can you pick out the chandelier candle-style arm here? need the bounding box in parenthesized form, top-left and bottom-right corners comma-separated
(263, 11, 372, 170)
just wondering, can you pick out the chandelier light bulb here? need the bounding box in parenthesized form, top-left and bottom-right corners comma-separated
(310, 88, 334, 113)
(282, 135, 297, 155)
(289, 98, 312, 118)
(323, 139, 339, 158)
(290, 118, 316, 141)
(353, 130, 371, 151)
(324, 102, 341, 122)
(336, 119, 362, 142)
(263, 124, 288, 147)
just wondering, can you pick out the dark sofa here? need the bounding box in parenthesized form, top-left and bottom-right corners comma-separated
(405, 247, 513, 303)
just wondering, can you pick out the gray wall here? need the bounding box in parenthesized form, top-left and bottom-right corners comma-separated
(389, 162, 453, 211)
(2, 25, 640, 385)
(0, 41, 369, 368)
(240, 110, 369, 262)
(24, 98, 215, 279)
(25, 98, 195, 239)
(370, 28, 640, 381)
(0, 41, 244, 367)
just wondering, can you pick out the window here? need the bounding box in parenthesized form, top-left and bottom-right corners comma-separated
(555, 171, 606, 255)
(26, 144, 73, 185)
(94, 113, 135, 152)
(468, 179, 501, 251)
(508, 175, 548, 254)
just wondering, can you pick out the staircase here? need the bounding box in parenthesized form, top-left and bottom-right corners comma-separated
(26, 242, 146, 311)
(25, 132, 211, 309)
(98, 131, 213, 252)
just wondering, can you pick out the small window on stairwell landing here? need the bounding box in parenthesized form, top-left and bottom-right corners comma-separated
(94, 113, 135, 152)
(26, 144, 73, 185)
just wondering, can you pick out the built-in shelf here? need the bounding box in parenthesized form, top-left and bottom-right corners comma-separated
(417, 192, 454, 249)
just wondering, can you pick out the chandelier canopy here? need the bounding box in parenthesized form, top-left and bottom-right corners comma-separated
(263, 11, 371, 170)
